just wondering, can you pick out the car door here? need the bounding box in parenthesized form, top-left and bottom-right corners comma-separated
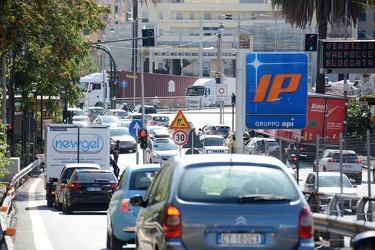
(136, 164, 172, 250)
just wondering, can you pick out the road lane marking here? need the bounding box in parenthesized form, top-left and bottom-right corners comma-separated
(29, 176, 54, 250)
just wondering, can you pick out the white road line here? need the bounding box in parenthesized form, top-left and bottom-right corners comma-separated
(29, 176, 54, 250)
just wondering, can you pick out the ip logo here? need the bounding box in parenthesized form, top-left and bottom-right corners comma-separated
(246, 53, 308, 129)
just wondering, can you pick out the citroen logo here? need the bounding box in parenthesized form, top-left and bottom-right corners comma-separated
(235, 216, 247, 225)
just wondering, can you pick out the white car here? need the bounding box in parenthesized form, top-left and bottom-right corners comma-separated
(145, 138, 179, 164)
(304, 172, 358, 212)
(71, 116, 90, 126)
(92, 115, 120, 127)
(145, 114, 170, 127)
(244, 137, 279, 155)
(313, 149, 362, 184)
(109, 127, 137, 153)
(200, 135, 230, 154)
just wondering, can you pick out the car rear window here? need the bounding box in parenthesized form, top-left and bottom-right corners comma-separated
(130, 171, 157, 190)
(77, 172, 117, 182)
(332, 153, 358, 161)
(153, 116, 169, 122)
(212, 126, 230, 132)
(178, 165, 298, 202)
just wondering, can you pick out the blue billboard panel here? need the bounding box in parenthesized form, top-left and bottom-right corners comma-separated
(246, 53, 308, 129)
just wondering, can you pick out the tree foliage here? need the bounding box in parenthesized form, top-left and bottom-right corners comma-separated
(346, 98, 373, 137)
(271, 0, 375, 94)
(0, 0, 110, 114)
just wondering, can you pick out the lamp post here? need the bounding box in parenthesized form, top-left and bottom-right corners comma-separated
(258, 14, 279, 52)
(217, 23, 225, 124)
(128, 17, 139, 107)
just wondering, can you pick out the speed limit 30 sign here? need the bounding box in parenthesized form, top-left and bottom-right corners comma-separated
(172, 129, 188, 146)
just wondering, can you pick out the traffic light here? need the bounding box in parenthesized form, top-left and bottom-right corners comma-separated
(139, 129, 148, 149)
(142, 29, 155, 47)
(63, 110, 68, 124)
(305, 34, 317, 51)
(6, 125, 13, 144)
(231, 93, 236, 106)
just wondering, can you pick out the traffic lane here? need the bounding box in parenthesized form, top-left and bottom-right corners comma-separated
(11, 174, 108, 250)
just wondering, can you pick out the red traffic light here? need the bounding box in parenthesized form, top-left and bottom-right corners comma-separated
(7, 125, 13, 131)
(139, 129, 146, 138)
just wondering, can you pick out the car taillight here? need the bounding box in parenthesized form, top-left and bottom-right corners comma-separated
(355, 159, 361, 163)
(299, 147, 307, 151)
(328, 158, 337, 163)
(150, 121, 157, 125)
(69, 183, 83, 189)
(110, 183, 118, 189)
(299, 206, 313, 239)
(49, 177, 56, 182)
(164, 205, 181, 238)
(60, 183, 66, 191)
(121, 199, 133, 213)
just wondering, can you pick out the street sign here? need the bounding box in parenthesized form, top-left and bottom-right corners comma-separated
(169, 110, 191, 130)
(182, 130, 204, 149)
(129, 120, 142, 138)
(121, 80, 128, 88)
(358, 97, 375, 105)
(216, 84, 227, 101)
(168, 80, 175, 92)
(172, 130, 188, 146)
(246, 52, 308, 129)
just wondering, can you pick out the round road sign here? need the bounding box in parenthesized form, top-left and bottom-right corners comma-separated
(218, 87, 225, 94)
(172, 129, 188, 146)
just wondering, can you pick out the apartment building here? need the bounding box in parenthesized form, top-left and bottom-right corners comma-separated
(96, 0, 309, 77)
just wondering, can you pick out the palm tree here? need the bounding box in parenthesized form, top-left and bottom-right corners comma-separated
(271, 0, 373, 94)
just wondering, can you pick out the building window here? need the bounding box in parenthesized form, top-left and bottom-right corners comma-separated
(204, 13, 211, 20)
(142, 12, 149, 23)
(176, 13, 183, 20)
(360, 12, 366, 21)
(358, 29, 366, 39)
(190, 13, 194, 20)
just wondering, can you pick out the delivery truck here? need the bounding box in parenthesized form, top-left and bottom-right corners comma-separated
(254, 92, 346, 159)
(44, 124, 110, 207)
(185, 77, 236, 108)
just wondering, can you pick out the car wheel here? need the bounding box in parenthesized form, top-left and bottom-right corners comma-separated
(63, 197, 72, 214)
(323, 166, 327, 172)
(55, 197, 62, 211)
(47, 198, 54, 208)
(111, 231, 124, 250)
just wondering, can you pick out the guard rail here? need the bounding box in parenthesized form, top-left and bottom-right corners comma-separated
(0, 159, 40, 250)
(306, 191, 375, 248)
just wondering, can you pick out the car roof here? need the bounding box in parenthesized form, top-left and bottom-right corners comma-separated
(86, 106, 104, 109)
(107, 109, 126, 112)
(74, 169, 113, 174)
(63, 163, 101, 169)
(125, 164, 160, 171)
(308, 172, 349, 177)
(326, 149, 357, 154)
(201, 135, 225, 138)
(171, 154, 286, 168)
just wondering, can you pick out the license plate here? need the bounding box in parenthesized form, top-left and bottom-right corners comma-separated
(217, 233, 264, 245)
(87, 187, 101, 191)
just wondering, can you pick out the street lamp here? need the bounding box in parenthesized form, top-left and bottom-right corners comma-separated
(258, 14, 284, 52)
(216, 23, 225, 83)
(128, 17, 139, 107)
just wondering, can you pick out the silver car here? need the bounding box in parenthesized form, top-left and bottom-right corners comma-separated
(130, 154, 314, 250)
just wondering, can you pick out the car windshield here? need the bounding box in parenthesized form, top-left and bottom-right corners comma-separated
(203, 137, 226, 146)
(319, 176, 353, 188)
(91, 109, 105, 114)
(130, 171, 158, 190)
(110, 128, 130, 136)
(102, 116, 120, 123)
(211, 126, 230, 133)
(331, 153, 358, 161)
(153, 140, 178, 150)
(178, 165, 298, 202)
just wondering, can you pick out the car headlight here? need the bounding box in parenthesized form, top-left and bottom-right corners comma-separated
(224, 149, 230, 154)
(206, 149, 212, 154)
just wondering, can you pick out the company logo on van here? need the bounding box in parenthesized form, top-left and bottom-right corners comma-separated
(52, 133, 105, 153)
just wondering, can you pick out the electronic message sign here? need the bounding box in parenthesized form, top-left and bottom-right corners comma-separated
(246, 53, 308, 129)
(322, 40, 375, 74)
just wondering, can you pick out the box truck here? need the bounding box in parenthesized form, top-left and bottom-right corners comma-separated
(254, 92, 346, 159)
(185, 77, 236, 108)
(44, 124, 110, 207)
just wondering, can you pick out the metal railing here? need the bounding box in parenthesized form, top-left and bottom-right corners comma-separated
(0, 160, 40, 250)
(306, 191, 375, 248)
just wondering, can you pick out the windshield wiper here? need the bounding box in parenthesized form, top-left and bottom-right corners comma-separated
(238, 194, 291, 202)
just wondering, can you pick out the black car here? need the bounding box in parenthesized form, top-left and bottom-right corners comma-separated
(63, 169, 118, 214)
(130, 104, 157, 114)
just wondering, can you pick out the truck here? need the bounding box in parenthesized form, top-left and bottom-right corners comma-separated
(79, 72, 110, 108)
(254, 92, 346, 159)
(44, 124, 111, 207)
(185, 77, 236, 108)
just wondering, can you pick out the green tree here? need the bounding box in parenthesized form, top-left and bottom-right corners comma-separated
(0, 0, 110, 117)
(271, 0, 374, 94)
(346, 98, 372, 136)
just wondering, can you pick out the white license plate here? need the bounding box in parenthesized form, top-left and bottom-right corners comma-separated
(87, 187, 101, 191)
(218, 233, 264, 245)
